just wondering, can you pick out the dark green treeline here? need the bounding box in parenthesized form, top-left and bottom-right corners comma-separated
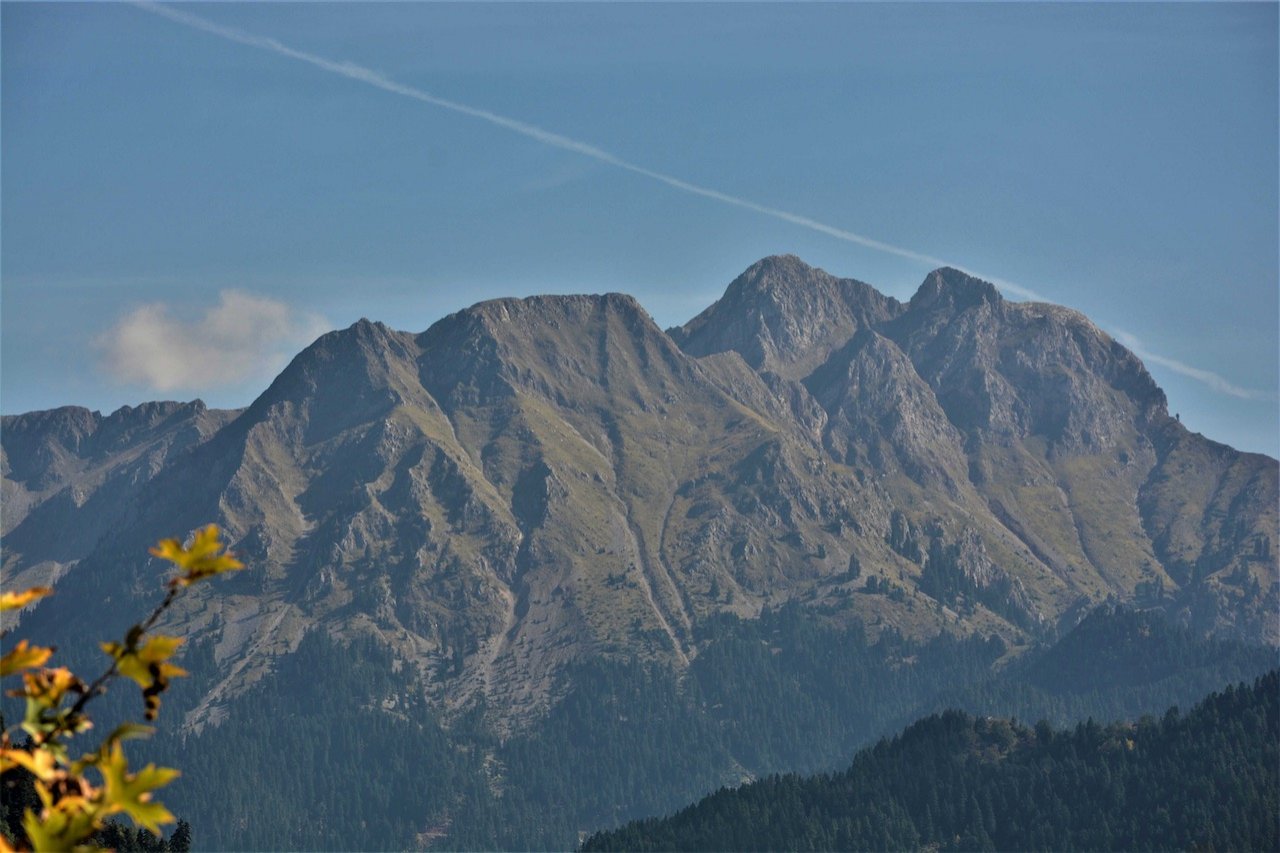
(584, 670, 1280, 852)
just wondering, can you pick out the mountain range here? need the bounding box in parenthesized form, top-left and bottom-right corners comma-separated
(4, 255, 1277, 728)
(2, 256, 1277, 847)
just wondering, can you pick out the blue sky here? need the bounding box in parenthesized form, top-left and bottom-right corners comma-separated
(3, 2, 1277, 456)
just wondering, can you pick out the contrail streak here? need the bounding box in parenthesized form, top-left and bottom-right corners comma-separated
(1113, 331, 1275, 402)
(134, 2, 1264, 400)
(133, 1, 1026, 288)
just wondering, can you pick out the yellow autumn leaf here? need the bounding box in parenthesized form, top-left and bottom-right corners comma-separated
(98, 742, 179, 834)
(1, 746, 60, 781)
(0, 639, 54, 677)
(150, 524, 244, 586)
(0, 586, 52, 612)
(100, 635, 187, 691)
(100, 635, 187, 720)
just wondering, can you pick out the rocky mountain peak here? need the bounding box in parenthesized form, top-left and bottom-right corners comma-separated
(1, 400, 220, 483)
(461, 291, 652, 333)
(241, 317, 424, 443)
(671, 255, 902, 379)
(909, 267, 1002, 313)
(733, 253, 825, 291)
(268, 317, 409, 383)
(422, 291, 691, 415)
(2, 405, 100, 447)
(313, 317, 398, 356)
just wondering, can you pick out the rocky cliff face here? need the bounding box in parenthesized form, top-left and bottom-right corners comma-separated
(4, 257, 1276, 731)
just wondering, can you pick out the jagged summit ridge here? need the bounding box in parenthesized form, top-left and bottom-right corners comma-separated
(908, 266, 1002, 312)
(455, 290, 650, 323)
(418, 290, 690, 415)
(239, 316, 429, 440)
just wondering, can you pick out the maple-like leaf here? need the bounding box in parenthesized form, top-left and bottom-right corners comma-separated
(98, 742, 179, 834)
(150, 524, 244, 587)
(100, 635, 188, 721)
(101, 635, 187, 690)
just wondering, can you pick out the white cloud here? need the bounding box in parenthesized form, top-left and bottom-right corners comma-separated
(95, 290, 331, 393)
(1112, 330, 1275, 401)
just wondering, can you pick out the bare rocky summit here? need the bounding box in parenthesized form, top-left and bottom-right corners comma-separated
(4, 256, 1276, 731)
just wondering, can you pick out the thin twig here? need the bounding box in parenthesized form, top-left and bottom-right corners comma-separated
(47, 584, 182, 745)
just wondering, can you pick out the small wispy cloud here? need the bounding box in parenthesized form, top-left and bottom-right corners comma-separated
(1112, 330, 1275, 401)
(95, 290, 330, 393)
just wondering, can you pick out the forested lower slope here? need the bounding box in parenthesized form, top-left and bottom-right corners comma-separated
(584, 671, 1280, 852)
(117, 607, 1274, 849)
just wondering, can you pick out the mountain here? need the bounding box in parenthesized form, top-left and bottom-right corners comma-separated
(1, 401, 237, 594)
(5, 256, 1276, 715)
(582, 671, 1280, 852)
(2, 256, 1276, 848)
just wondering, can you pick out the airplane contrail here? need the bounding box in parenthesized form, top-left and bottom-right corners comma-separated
(1113, 332, 1275, 402)
(133, 2, 1270, 401)
(133, 1, 1036, 295)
